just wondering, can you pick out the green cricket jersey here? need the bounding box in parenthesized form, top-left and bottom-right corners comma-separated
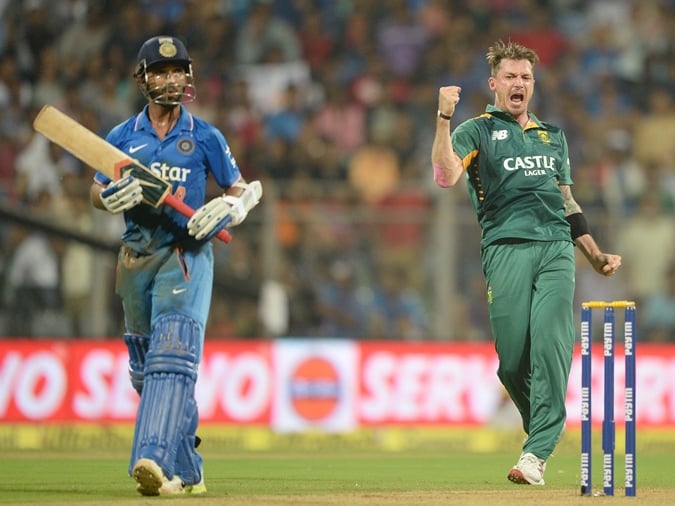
(451, 104, 573, 247)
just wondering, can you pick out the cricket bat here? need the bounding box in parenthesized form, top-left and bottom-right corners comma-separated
(32, 104, 232, 243)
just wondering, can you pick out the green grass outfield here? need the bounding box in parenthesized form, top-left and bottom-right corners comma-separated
(2, 427, 675, 505)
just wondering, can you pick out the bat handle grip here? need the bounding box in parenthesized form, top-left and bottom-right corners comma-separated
(163, 193, 232, 243)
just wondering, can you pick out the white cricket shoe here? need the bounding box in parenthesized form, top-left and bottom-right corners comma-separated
(507, 452, 546, 485)
(133, 458, 171, 496)
(133, 458, 208, 496)
(155, 474, 207, 495)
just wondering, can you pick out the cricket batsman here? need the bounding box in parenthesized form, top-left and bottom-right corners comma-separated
(90, 35, 262, 495)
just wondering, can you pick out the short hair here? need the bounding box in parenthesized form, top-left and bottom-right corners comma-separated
(486, 40, 539, 76)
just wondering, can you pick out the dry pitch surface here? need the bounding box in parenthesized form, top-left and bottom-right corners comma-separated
(8, 489, 674, 506)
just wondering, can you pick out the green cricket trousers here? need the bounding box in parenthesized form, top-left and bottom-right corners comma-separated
(482, 239, 576, 460)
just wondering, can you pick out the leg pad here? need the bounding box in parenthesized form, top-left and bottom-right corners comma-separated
(129, 314, 201, 479)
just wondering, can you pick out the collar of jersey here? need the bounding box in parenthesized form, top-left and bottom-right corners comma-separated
(134, 104, 193, 134)
(484, 104, 546, 130)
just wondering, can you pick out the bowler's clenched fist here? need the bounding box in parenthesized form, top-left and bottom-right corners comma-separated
(438, 86, 462, 118)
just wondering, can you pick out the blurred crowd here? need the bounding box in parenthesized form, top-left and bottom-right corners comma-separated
(0, 0, 673, 342)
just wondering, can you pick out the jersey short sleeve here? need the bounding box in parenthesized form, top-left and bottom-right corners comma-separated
(451, 119, 481, 163)
(557, 131, 573, 186)
(197, 122, 240, 189)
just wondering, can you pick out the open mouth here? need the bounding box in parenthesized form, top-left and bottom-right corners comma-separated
(510, 93, 524, 103)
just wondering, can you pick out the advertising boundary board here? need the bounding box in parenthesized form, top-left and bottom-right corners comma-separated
(2, 339, 675, 436)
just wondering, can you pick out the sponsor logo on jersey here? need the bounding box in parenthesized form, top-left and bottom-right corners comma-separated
(503, 155, 555, 176)
(492, 129, 509, 140)
(149, 161, 191, 182)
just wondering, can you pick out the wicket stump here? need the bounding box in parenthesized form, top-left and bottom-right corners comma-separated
(580, 300, 636, 497)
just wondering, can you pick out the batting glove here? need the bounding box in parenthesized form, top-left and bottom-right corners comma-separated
(187, 196, 234, 241)
(188, 181, 262, 240)
(100, 175, 143, 214)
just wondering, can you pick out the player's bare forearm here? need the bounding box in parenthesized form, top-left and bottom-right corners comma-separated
(560, 185, 622, 276)
(431, 122, 464, 187)
(90, 182, 106, 210)
(431, 86, 464, 188)
(560, 184, 583, 216)
(574, 233, 602, 263)
(575, 234, 622, 277)
(224, 176, 247, 197)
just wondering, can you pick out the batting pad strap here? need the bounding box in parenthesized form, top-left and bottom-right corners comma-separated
(174, 399, 203, 485)
(566, 212, 590, 240)
(124, 333, 149, 395)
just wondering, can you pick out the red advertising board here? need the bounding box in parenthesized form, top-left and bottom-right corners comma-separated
(1, 339, 674, 430)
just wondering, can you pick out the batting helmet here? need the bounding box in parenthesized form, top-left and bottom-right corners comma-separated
(134, 36, 196, 105)
(134, 36, 191, 75)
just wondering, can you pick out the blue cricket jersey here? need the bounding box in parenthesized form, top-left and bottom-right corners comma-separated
(94, 104, 241, 252)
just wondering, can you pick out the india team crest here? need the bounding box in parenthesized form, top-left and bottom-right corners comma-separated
(158, 38, 178, 58)
(177, 138, 195, 154)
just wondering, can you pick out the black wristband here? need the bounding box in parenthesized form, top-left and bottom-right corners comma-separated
(437, 110, 452, 120)
(566, 212, 590, 240)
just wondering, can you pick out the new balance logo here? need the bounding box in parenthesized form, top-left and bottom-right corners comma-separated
(129, 143, 148, 154)
(492, 130, 508, 140)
